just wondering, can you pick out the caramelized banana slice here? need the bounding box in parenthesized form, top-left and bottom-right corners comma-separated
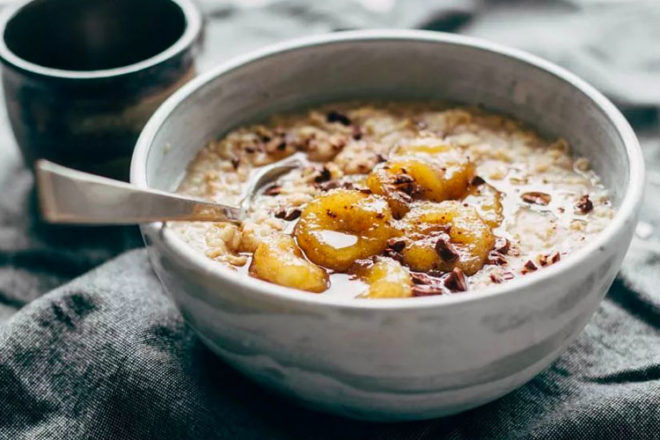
(250, 234, 329, 292)
(367, 151, 475, 218)
(355, 257, 413, 299)
(398, 201, 494, 275)
(294, 189, 397, 271)
(462, 182, 503, 228)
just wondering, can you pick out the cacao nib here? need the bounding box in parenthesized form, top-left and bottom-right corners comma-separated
(410, 272, 442, 286)
(521, 191, 551, 206)
(444, 267, 468, 292)
(275, 208, 301, 221)
(494, 237, 510, 255)
(326, 110, 351, 126)
(539, 251, 560, 267)
(386, 238, 406, 253)
(412, 284, 445, 297)
(522, 260, 537, 274)
(318, 180, 339, 191)
(314, 167, 332, 183)
(471, 175, 486, 186)
(435, 237, 459, 263)
(487, 251, 507, 266)
(575, 195, 593, 214)
(263, 184, 281, 196)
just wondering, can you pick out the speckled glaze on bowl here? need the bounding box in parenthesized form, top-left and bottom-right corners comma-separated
(130, 31, 644, 421)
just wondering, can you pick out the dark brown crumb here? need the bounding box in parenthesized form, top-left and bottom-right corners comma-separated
(435, 237, 459, 263)
(245, 146, 256, 154)
(275, 208, 301, 221)
(494, 237, 510, 255)
(358, 188, 372, 195)
(471, 175, 486, 186)
(326, 209, 337, 218)
(314, 167, 332, 183)
(375, 213, 385, 219)
(376, 153, 387, 163)
(230, 157, 240, 169)
(522, 260, 538, 274)
(326, 110, 351, 126)
(575, 195, 593, 214)
(386, 238, 406, 253)
(263, 184, 281, 196)
(352, 125, 362, 140)
(444, 267, 468, 292)
(521, 191, 551, 206)
(412, 284, 444, 297)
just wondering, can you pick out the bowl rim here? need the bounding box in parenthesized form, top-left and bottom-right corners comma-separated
(131, 29, 644, 310)
(0, 0, 202, 80)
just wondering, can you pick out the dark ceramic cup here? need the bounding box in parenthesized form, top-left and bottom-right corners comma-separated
(0, 0, 202, 179)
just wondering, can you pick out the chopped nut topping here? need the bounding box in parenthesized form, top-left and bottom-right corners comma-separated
(521, 191, 551, 206)
(435, 237, 459, 263)
(444, 267, 468, 292)
(326, 110, 351, 126)
(575, 195, 593, 214)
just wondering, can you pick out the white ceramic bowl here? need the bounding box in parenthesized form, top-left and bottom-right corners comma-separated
(130, 30, 644, 421)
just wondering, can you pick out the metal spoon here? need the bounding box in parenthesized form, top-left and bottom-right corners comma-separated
(36, 152, 307, 225)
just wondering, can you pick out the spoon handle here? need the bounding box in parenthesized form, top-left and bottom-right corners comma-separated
(36, 160, 242, 225)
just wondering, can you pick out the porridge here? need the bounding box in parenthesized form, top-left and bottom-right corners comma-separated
(172, 102, 613, 298)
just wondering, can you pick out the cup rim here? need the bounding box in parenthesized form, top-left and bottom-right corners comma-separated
(131, 30, 645, 311)
(0, 0, 202, 80)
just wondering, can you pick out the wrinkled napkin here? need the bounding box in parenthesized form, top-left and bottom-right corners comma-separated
(1, 1, 658, 439)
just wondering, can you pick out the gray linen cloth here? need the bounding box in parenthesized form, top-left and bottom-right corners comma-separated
(1, 1, 658, 438)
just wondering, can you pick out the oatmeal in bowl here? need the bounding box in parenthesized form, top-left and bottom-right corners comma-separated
(172, 102, 613, 298)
